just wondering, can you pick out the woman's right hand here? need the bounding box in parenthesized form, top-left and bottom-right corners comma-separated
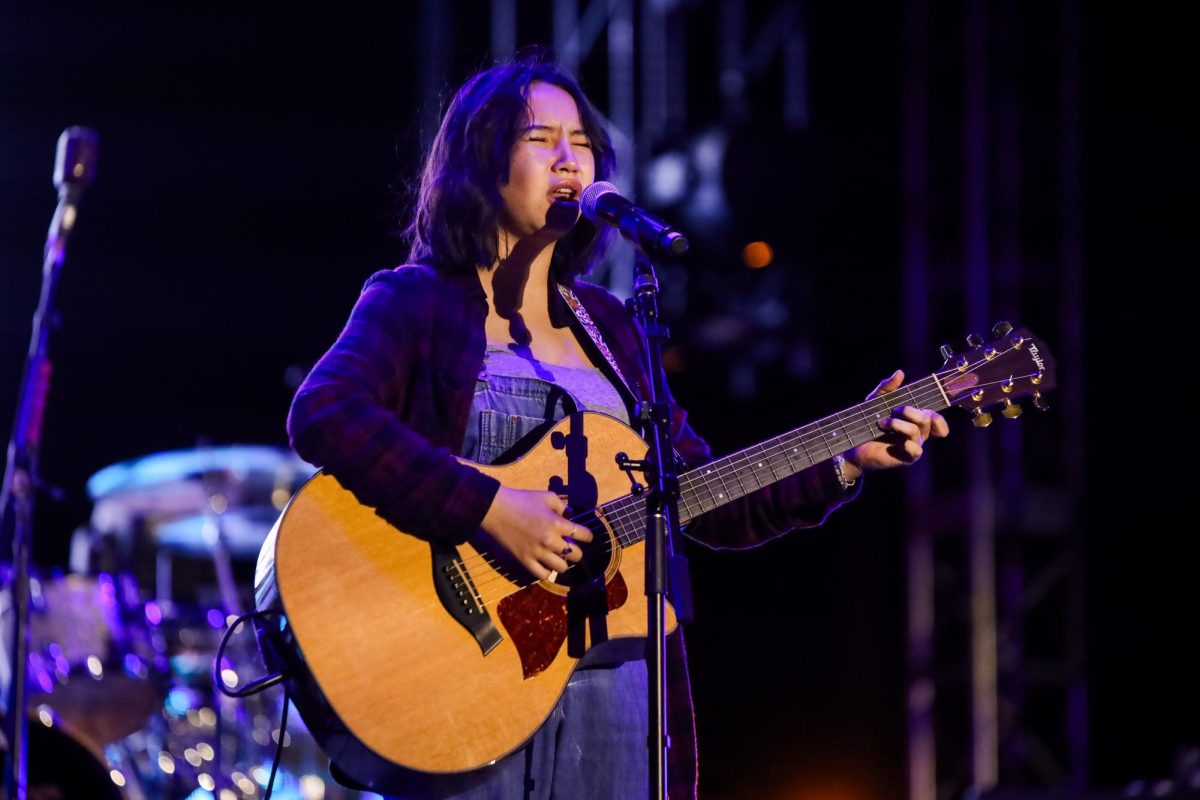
(479, 486, 593, 581)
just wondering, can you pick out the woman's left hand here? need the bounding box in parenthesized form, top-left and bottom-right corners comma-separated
(841, 370, 950, 481)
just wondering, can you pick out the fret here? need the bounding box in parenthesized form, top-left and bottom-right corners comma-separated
(764, 440, 789, 483)
(742, 447, 766, 492)
(705, 455, 735, 504)
(677, 490, 702, 523)
(854, 397, 878, 448)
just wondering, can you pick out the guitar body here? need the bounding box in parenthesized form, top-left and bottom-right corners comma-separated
(261, 412, 676, 787)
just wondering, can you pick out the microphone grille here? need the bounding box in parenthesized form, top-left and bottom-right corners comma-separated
(579, 181, 618, 217)
(53, 127, 100, 193)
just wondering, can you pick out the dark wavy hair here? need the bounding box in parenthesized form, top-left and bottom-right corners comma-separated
(404, 54, 617, 280)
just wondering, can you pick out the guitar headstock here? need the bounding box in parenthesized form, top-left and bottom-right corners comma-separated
(938, 321, 1057, 427)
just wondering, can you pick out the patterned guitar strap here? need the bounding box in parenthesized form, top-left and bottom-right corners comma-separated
(557, 284, 636, 400)
(559, 284, 691, 472)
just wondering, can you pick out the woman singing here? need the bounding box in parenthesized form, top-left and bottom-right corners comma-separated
(285, 53, 947, 799)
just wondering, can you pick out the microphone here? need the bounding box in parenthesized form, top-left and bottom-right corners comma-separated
(53, 127, 100, 201)
(46, 127, 99, 264)
(580, 182, 688, 258)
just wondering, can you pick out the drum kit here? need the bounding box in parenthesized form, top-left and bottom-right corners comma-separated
(2, 444, 377, 799)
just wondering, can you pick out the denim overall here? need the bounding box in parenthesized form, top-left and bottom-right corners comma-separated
(430, 347, 649, 800)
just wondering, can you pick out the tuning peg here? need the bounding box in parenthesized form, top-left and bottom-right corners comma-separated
(939, 344, 955, 361)
(991, 321, 1013, 338)
(966, 332, 984, 348)
(1032, 392, 1050, 412)
(1001, 398, 1022, 419)
(971, 408, 993, 428)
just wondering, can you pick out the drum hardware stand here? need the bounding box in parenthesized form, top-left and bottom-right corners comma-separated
(200, 470, 246, 618)
(622, 247, 695, 800)
(2, 127, 98, 800)
(198, 463, 249, 790)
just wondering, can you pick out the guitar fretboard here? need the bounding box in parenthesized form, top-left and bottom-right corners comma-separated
(598, 374, 950, 545)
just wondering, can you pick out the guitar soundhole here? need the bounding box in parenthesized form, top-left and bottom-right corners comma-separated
(555, 510, 613, 589)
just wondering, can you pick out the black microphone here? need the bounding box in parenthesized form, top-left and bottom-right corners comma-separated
(580, 181, 688, 258)
(53, 127, 100, 201)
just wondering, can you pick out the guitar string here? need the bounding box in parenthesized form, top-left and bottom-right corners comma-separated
(446, 350, 1039, 605)
(459, 361, 1030, 605)
(552, 341, 1041, 556)
(436, 395, 933, 607)
(458, 371, 1032, 609)
(398, 364, 1036, 617)
(454, 379, 946, 599)
(456, 376, 951, 584)
(599, 367, 1035, 549)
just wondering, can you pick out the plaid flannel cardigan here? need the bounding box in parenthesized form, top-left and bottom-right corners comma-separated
(288, 263, 858, 799)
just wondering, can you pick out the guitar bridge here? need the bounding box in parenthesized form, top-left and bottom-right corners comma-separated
(431, 543, 503, 656)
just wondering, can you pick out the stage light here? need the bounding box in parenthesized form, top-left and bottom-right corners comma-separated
(742, 241, 774, 268)
(644, 150, 690, 207)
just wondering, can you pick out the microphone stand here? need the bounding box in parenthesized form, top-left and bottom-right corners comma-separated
(2, 130, 94, 799)
(626, 248, 693, 800)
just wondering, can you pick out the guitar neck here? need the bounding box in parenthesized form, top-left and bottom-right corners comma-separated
(675, 373, 949, 523)
(602, 373, 950, 532)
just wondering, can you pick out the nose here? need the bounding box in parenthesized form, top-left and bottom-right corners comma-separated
(553, 135, 578, 174)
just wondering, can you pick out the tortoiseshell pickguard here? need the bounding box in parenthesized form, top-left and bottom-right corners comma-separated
(496, 572, 629, 679)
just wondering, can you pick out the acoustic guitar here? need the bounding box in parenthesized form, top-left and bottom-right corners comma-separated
(254, 322, 1055, 790)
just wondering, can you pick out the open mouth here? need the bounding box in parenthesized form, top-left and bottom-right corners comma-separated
(549, 183, 581, 202)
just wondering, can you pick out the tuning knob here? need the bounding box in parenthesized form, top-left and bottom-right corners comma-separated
(1001, 398, 1022, 419)
(1032, 392, 1050, 412)
(966, 333, 984, 348)
(971, 408, 993, 428)
(939, 344, 955, 362)
(991, 321, 1013, 338)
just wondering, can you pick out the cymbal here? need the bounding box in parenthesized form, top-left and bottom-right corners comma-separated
(87, 445, 315, 531)
(153, 505, 282, 559)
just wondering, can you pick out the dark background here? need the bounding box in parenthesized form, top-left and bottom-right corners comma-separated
(1, 3, 1193, 799)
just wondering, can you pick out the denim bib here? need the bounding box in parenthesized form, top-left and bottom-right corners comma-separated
(461, 346, 629, 465)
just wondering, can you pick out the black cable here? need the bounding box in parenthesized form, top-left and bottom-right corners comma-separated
(212, 608, 286, 698)
(210, 608, 290, 799)
(262, 688, 290, 800)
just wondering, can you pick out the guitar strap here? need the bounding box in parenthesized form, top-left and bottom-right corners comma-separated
(557, 284, 635, 400)
(559, 284, 688, 471)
